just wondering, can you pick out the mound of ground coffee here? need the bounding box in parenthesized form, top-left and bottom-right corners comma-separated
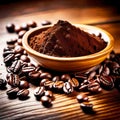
(29, 20, 107, 57)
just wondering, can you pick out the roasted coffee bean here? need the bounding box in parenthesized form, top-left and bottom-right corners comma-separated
(76, 94, 89, 103)
(40, 72, 52, 79)
(27, 21, 37, 28)
(63, 82, 74, 94)
(87, 71, 96, 80)
(74, 72, 87, 81)
(61, 74, 71, 81)
(45, 90, 53, 98)
(3, 47, 13, 52)
(7, 74, 20, 87)
(21, 23, 29, 31)
(68, 77, 79, 88)
(0, 79, 7, 89)
(6, 38, 17, 45)
(19, 80, 29, 89)
(41, 20, 51, 26)
(18, 30, 26, 38)
(80, 102, 94, 113)
(88, 82, 102, 93)
(14, 45, 24, 54)
(9, 60, 22, 73)
(22, 66, 36, 73)
(6, 87, 19, 98)
(101, 66, 110, 76)
(20, 55, 30, 62)
(17, 38, 22, 46)
(29, 71, 40, 79)
(100, 75, 114, 90)
(34, 86, 45, 98)
(14, 25, 22, 33)
(52, 76, 60, 82)
(40, 78, 49, 86)
(17, 89, 29, 99)
(19, 76, 27, 81)
(44, 80, 53, 89)
(112, 67, 120, 75)
(3, 50, 15, 57)
(4, 54, 14, 63)
(6, 23, 15, 33)
(79, 84, 88, 91)
(53, 81, 64, 90)
(41, 96, 52, 107)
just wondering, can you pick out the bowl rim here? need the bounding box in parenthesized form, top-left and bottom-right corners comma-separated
(22, 24, 114, 61)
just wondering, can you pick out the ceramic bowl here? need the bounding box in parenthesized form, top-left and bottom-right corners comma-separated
(22, 24, 114, 72)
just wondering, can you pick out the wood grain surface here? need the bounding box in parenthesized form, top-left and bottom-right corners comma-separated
(0, 0, 120, 120)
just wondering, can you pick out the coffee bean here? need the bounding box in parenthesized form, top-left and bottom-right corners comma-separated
(6, 23, 15, 33)
(80, 102, 94, 113)
(63, 82, 74, 94)
(74, 72, 87, 81)
(19, 76, 27, 81)
(0, 79, 7, 89)
(41, 96, 52, 107)
(100, 75, 114, 90)
(14, 45, 24, 54)
(20, 55, 30, 62)
(14, 25, 22, 33)
(53, 81, 64, 91)
(29, 71, 40, 79)
(52, 76, 60, 82)
(21, 23, 29, 31)
(17, 89, 29, 99)
(76, 94, 89, 103)
(112, 67, 120, 75)
(4, 54, 14, 63)
(6, 87, 19, 98)
(7, 74, 20, 87)
(101, 66, 110, 76)
(88, 81, 102, 93)
(18, 30, 26, 38)
(88, 71, 96, 80)
(27, 21, 37, 28)
(44, 80, 53, 90)
(22, 66, 36, 73)
(19, 80, 29, 89)
(45, 90, 53, 98)
(6, 38, 17, 45)
(40, 78, 49, 86)
(17, 39, 22, 46)
(9, 60, 22, 73)
(34, 86, 45, 98)
(41, 20, 51, 26)
(40, 72, 52, 79)
(3, 50, 15, 57)
(68, 77, 79, 88)
(61, 74, 71, 81)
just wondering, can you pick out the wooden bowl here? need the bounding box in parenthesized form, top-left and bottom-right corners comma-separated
(22, 24, 114, 72)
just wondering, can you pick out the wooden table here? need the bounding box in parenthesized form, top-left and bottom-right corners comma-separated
(0, 0, 120, 120)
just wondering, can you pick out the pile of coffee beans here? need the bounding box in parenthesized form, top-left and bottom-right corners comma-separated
(1, 20, 120, 113)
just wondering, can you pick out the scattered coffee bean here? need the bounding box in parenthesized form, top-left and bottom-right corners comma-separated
(17, 89, 29, 99)
(27, 21, 37, 28)
(0, 79, 7, 89)
(6, 87, 19, 98)
(44, 80, 53, 90)
(4, 54, 14, 64)
(18, 30, 26, 38)
(19, 80, 29, 89)
(29, 71, 40, 79)
(100, 75, 114, 90)
(41, 95, 52, 107)
(53, 81, 64, 91)
(45, 90, 53, 98)
(61, 74, 71, 81)
(7, 73, 20, 87)
(14, 25, 22, 33)
(21, 23, 29, 31)
(6, 38, 17, 45)
(40, 72, 52, 79)
(3, 50, 15, 57)
(22, 66, 36, 73)
(63, 82, 74, 94)
(68, 77, 79, 88)
(14, 45, 24, 54)
(20, 55, 30, 62)
(76, 94, 89, 103)
(88, 71, 96, 80)
(6, 23, 15, 33)
(80, 102, 94, 114)
(52, 76, 60, 82)
(41, 20, 51, 26)
(34, 86, 45, 99)
(40, 78, 49, 86)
